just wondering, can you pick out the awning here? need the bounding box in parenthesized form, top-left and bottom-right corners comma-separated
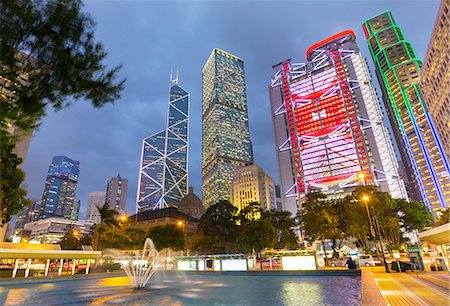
(0, 248, 101, 260)
(419, 223, 450, 245)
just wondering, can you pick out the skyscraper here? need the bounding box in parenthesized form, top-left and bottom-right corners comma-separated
(269, 30, 407, 215)
(231, 162, 276, 213)
(137, 73, 190, 211)
(86, 191, 106, 224)
(202, 48, 253, 208)
(420, 0, 450, 161)
(39, 156, 80, 220)
(364, 11, 450, 212)
(106, 175, 128, 212)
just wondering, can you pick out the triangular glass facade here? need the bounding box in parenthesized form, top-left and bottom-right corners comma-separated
(137, 76, 190, 211)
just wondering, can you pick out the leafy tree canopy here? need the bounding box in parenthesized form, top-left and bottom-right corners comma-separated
(148, 224, 185, 251)
(261, 210, 297, 249)
(237, 219, 277, 253)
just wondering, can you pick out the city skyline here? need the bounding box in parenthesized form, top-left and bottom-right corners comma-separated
(21, 1, 440, 216)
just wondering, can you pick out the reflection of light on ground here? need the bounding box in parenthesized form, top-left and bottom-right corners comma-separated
(89, 293, 129, 305)
(98, 276, 131, 287)
(177, 292, 199, 299)
(281, 282, 323, 306)
(204, 283, 228, 287)
(5, 289, 29, 306)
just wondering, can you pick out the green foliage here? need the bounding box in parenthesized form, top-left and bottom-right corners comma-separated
(237, 219, 277, 253)
(238, 202, 261, 225)
(1, 0, 125, 133)
(261, 210, 298, 249)
(191, 200, 238, 253)
(60, 226, 91, 250)
(95, 203, 119, 250)
(436, 208, 449, 226)
(395, 198, 432, 232)
(0, 131, 31, 225)
(148, 224, 185, 251)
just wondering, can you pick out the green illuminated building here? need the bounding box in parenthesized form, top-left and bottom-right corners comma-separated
(202, 48, 253, 208)
(363, 11, 450, 212)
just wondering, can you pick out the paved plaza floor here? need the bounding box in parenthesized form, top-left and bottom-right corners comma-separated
(363, 267, 449, 306)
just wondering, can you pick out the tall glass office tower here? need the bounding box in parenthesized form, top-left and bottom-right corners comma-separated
(202, 48, 253, 208)
(137, 74, 190, 212)
(269, 31, 406, 215)
(39, 156, 80, 220)
(364, 11, 450, 212)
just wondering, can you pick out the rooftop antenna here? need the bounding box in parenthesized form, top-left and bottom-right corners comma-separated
(169, 66, 179, 85)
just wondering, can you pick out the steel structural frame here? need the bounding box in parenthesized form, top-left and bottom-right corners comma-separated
(271, 31, 406, 200)
(136, 73, 190, 211)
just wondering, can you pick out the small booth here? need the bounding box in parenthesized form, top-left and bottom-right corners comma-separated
(176, 254, 248, 271)
(263, 250, 317, 271)
(419, 223, 450, 271)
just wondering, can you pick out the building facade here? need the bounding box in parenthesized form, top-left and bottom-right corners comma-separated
(106, 175, 128, 212)
(39, 156, 80, 220)
(202, 48, 253, 208)
(269, 30, 407, 215)
(420, 0, 450, 161)
(231, 162, 276, 213)
(137, 74, 190, 211)
(364, 11, 450, 212)
(86, 192, 106, 224)
(23, 218, 94, 244)
(13, 198, 41, 233)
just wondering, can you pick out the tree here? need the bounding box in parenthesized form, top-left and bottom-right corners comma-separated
(436, 208, 449, 226)
(0, 0, 125, 223)
(299, 192, 343, 259)
(0, 134, 31, 225)
(395, 198, 432, 232)
(95, 203, 119, 250)
(237, 219, 277, 253)
(148, 224, 185, 251)
(60, 225, 92, 250)
(238, 202, 261, 225)
(191, 200, 238, 253)
(261, 210, 297, 249)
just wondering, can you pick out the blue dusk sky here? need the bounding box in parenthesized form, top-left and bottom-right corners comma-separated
(22, 0, 440, 218)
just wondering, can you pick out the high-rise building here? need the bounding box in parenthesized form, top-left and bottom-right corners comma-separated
(137, 74, 189, 212)
(231, 162, 276, 213)
(420, 0, 450, 161)
(364, 11, 450, 212)
(202, 48, 253, 208)
(269, 30, 407, 215)
(106, 175, 128, 212)
(39, 156, 80, 220)
(23, 218, 94, 244)
(274, 185, 283, 211)
(13, 198, 41, 233)
(86, 191, 106, 224)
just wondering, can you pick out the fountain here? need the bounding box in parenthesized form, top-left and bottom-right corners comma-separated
(103, 238, 172, 289)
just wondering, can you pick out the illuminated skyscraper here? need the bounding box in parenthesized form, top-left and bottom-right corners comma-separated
(270, 31, 407, 215)
(86, 191, 106, 224)
(39, 156, 80, 220)
(420, 0, 450, 161)
(106, 174, 128, 212)
(364, 11, 450, 212)
(202, 48, 253, 208)
(137, 74, 189, 212)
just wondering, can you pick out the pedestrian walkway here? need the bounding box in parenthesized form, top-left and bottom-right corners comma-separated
(366, 267, 450, 306)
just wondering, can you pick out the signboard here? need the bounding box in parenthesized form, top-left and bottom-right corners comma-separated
(282, 256, 316, 270)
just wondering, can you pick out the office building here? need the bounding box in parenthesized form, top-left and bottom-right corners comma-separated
(275, 185, 282, 211)
(231, 162, 276, 213)
(86, 192, 106, 224)
(13, 198, 41, 234)
(137, 73, 190, 211)
(106, 175, 128, 212)
(420, 0, 450, 160)
(23, 218, 94, 244)
(364, 11, 450, 211)
(202, 48, 253, 208)
(269, 30, 407, 215)
(39, 156, 80, 220)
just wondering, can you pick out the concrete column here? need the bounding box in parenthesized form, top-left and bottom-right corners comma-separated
(44, 259, 50, 276)
(25, 258, 31, 278)
(86, 259, 90, 274)
(12, 259, 19, 278)
(58, 259, 64, 276)
(71, 259, 77, 275)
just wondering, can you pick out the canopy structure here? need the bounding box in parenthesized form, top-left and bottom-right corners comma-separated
(419, 223, 450, 245)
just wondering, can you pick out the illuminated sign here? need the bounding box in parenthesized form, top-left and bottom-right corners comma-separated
(177, 260, 196, 271)
(281, 256, 316, 270)
(221, 259, 247, 271)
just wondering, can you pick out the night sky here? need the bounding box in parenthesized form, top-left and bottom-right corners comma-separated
(22, 0, 439, 218)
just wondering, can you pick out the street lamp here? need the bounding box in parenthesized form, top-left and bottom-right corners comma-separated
(360, 194, 389, 272)
(358, 172, 366, 186)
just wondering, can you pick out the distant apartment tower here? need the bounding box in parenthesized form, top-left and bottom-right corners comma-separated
(13, 198, 41, 233)
(364, 11, 450, 211)
(275, 185, 282, 211)
(420, 0, 450, 161)
(137, 74, 189, 212)
(269, 30, 407, 215)
(39, 156, 80, 220)
(231, 163, 276, 213)
(106, 175, 128, 212)
(86, 192, 106, 224)
(202, 48, 253, 208)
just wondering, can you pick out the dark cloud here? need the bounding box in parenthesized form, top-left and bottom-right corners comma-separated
(23, 0, 439, 218)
